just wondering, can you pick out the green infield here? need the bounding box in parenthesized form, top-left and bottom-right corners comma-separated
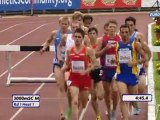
(152, 24, 160, 120)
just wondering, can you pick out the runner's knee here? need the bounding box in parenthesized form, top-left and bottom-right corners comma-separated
(97, 93, 104, 100)
(91, 94, 97, 101)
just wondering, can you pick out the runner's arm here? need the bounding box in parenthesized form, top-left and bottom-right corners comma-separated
(96, 37, 111, 58)
(40, 30, 56, 54)
(135, 42, 147, 65)
(142, 42, 151, 61)
(135, 32, 151, 69)
(136, 32, 151, 61)
(95, 37, 103, 58)
(86, 47, 97, 73)
(83, 35, 91, 47)
(61, 49, 70, 72)
(142, 42, 151, 70)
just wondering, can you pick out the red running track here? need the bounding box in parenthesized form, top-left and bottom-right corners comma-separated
(0, 12, 152, 120)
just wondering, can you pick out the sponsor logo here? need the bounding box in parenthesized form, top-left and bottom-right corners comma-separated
(101, 0, 116, 6)
(82, 0, 96, 6)
(127, 44, 131, 46)
(149, 12, 160, 17)
(122, 0, 137, 5)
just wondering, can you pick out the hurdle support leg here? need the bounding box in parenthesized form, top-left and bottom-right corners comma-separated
(0, 45, 58, 85)
(6, 51, 12, 86)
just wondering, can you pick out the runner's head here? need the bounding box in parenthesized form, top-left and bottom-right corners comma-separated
(107, 19, 118, 36)
(83, 15, 93, 28)
(73, 28, 85, 46)
(71, 21, 80, 33)
(72, 11, 84, 26)
(59, 16, 70, 33)
(125, 16, 136, 34)
(120, 24, 130, 42)
(88, 27, 98, 40)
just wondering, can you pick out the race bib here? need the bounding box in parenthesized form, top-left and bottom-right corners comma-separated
(105, 55, 116, 66)
(118, 50, 132, 63)
(71, 61, 85, 73)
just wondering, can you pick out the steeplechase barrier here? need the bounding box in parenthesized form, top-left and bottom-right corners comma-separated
(0, 45, 55, 86)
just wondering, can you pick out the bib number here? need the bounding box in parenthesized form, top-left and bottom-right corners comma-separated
(71, 61, 85, 73)
(105, 55, 116, 66)
(118, 50, 132, 63)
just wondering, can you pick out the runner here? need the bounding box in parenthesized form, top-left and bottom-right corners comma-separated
(40, 16, 71, 120)
(115, 24, 146, 120)
(62, 28, 97, 120)
(88, 27, 104, 120)
(57, 21, 80, 120)
(97, 20, 121, 120)
(125, 16, 151, 115)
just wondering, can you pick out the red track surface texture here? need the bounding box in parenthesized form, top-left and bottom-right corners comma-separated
(0, 12, 152, 120)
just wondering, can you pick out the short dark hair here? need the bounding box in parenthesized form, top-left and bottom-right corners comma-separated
(74, 28, 85, 38)
(104, 22, 109, 29)
(120, 24, 130, 32)
(83, 15, 93, 22)
(88, 27, 98, 35)
(125, 16, 136, 25)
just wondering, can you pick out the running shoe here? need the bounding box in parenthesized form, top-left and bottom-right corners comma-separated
(133, 108, 141, 115)
(96, 114, 102, 120)
(65, 106, 72, 120)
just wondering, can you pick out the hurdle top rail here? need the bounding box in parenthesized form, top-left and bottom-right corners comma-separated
(0, 45, 55, 86)
(0, 45, 55, 52)
(0, 45, 160, 52)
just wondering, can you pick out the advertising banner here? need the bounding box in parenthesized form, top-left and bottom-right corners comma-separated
(33, 0, 80, 10)
(0, 0, 31, 11)
(116, 0, 141, 8)
(0, 0, 80, 11)
(80, 0, 141, 9)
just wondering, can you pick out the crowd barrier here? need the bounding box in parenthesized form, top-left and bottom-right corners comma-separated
(0, 45, 55, 86)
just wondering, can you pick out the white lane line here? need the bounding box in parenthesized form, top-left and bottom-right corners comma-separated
(1, 16, 31, 19)
(0, 52, 34, 78)
(0, 23, 22, 33)
(10, 73, 53, 120)
(148, 22, 156, 120)
(79, 94, 91, 120)
(7, 24, 46, 45)
(0, 22, 54, 77)
(0, 39, 49, 78)
(0, 22, 37, 33)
